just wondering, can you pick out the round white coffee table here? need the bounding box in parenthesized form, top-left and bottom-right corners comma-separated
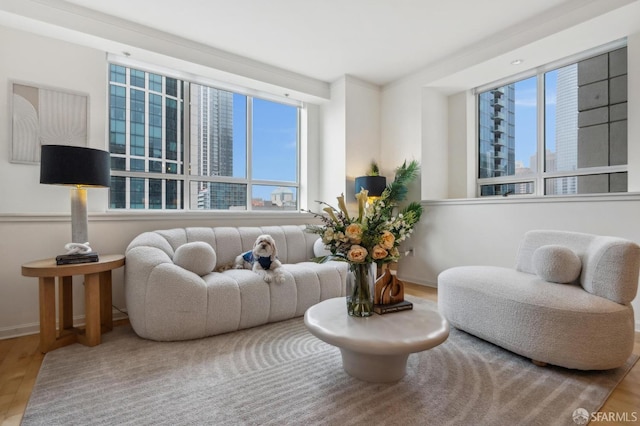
(304, 297, 449, 382)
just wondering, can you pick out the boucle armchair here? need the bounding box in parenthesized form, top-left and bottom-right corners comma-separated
(125, 225, 347, 341)
(438, 230, 640, 370)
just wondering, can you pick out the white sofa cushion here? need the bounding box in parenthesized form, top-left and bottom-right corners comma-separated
(532, 244, 581, 284)
(173, 242, 217, 276)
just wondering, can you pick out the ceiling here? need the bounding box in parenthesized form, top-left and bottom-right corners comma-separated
(0, 0, 637, 96)
(49, 0, 604, 86)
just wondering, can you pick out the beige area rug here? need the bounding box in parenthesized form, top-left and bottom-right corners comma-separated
(23, 301, 637, 426)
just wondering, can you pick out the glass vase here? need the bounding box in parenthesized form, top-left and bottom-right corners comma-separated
(346, 262, 376, 317)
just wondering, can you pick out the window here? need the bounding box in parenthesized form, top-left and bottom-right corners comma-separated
(476, 43, 627, 197)
(108, 64, 300, 210)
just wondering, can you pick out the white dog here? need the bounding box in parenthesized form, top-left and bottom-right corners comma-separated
(234, 234, 285, 283)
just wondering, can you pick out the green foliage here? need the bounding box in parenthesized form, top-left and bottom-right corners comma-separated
(383, 160, 421, 205)
(373, 160, 423, 226)
(367, 161, 380, 176)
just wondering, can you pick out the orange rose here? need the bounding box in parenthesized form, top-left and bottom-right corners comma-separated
(345, 223, 363, 244)
(380, 231, 395, 249)
(372, 245, 388, 260)
(347, 245, 368, 263)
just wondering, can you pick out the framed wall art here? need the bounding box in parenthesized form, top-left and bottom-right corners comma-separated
(10, 82, 89, 164)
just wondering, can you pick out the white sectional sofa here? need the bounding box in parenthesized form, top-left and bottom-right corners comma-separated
(125, 225, 347, 341)
(438, 230, 640, 370)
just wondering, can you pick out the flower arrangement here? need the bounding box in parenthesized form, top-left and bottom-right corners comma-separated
(306, 160, 423, 266)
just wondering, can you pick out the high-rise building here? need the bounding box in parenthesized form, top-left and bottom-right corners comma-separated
(190, 86, 246, 210)
(549, 47, 627, 195)
(553, 64, 578, 194)
(109, 66, 299, 210)
(478, 85, 516, 195)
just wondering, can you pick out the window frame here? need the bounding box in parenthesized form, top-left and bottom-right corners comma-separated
(474, 39, 627, 197)
(107, 56, 302, 211)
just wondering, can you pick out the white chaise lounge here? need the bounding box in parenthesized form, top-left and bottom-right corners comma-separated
(125, 225, 347, 341)
(438, 230, 640, 370)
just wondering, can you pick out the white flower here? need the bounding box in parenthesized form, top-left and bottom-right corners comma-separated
(322, 229, 335, 244)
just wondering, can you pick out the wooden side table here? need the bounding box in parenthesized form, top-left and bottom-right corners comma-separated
(21, 254, 125, 353)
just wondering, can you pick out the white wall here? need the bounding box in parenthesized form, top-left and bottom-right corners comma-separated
(447, 92, 475, 199)
(380, 79, 422, 178)
(628, 32, 640, 190)
(345, 76, 381, 203)
(421, 88, 449, 200)
(318, 78, 347, 205)
(319, 75, 381, 212)
(0, 26, 109, 214)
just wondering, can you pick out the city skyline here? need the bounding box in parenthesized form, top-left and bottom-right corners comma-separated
(197, 87, 299, 208)
(108, 64, 299, 210)
(479, 47, 627, 196)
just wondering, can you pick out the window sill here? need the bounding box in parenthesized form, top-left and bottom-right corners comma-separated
(0, 210, 314, 223)
(423, 192, 640, 206)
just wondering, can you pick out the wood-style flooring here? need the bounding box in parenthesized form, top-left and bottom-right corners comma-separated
(0, 283, 638, 426)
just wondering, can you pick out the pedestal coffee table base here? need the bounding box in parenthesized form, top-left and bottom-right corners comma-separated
(341, 349, 410, 382)
(304, 297, 449, 383)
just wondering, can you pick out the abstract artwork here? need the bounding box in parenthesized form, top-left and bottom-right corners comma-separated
(11, 82, 88, 164)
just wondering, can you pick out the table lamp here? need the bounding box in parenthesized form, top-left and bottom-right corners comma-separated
(355, 175, 386, 202)
(40, 145, 110, 262)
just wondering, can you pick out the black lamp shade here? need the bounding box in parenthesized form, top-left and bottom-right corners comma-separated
(40, 145, 110, 187)
(355, 175, 386, 197)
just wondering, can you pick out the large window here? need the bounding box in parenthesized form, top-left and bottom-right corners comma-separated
(108, 63, 300, 210)
(477, 43, 627, 197)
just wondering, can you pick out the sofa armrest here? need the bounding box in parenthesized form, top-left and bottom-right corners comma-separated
(515, 230, 640, 304)
(124, 245, 173, 337)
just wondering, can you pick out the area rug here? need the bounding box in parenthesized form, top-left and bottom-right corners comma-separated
(23, 301, 637, 426)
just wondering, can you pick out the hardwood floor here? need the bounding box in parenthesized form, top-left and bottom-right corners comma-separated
(0, 333, 42, 426)
(0, 284, 637, 425)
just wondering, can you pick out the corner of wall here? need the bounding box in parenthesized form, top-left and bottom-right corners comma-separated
(627, 31, 640, 191)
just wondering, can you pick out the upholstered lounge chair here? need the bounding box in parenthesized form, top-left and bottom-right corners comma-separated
(438, 230, 640, 370)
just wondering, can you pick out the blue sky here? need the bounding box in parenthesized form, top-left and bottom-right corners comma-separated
(232, 95, 297, 200)
(514, 72, 557, 169)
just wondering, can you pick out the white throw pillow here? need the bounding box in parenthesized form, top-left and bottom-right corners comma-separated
(313, 238, 331, 258)
(173, 242, 217, 276)
(532, 244, 582, 284)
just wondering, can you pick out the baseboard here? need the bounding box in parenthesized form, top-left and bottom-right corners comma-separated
(397, 273, 437, 288)
(0, 309, 129, 340)
(0, 321, 42, 340)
